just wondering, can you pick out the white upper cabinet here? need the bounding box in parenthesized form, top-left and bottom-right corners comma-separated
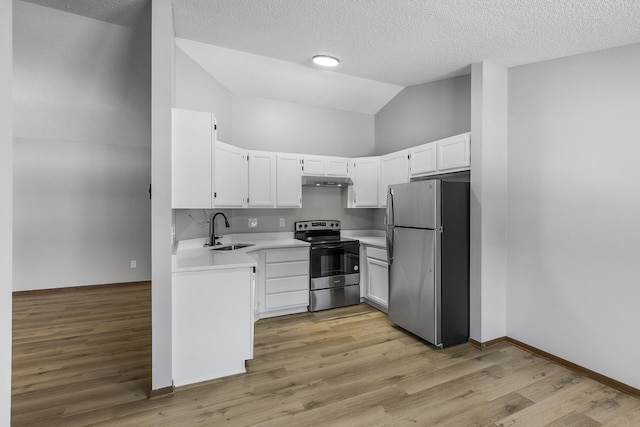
(437, 132, 471, 172)
(302, 155, 326, 176)
(325, 157, 349, 177)
(409, 132, 471, 177)
(276, 154, 302, 208)
(171, 108, 215, 209)
(172, 111, 469, 211)
(348, 157, 379, 208)
(214, 141, 247, 208)
(409, 142, 437, 178)
(302, 155, 349, 177)
(247, 151, 277, 208)
(379, 149, 409, 207)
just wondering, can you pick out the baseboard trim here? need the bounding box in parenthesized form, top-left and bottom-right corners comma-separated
(13, 281, 151, 295)
(506, 337, 640, 400)
(149, 384, 175, 400)
(468, 336, 507, 349)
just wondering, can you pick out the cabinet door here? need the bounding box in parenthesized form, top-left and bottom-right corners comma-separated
(171, 108, 214, 208)
(379, 150, 409, 207)
(409, 142, 437, 178)
(302, 155, 326, 176)
(353, 157, 379, 207)
(326, 157, 349, 177)
(214, 141, 247, 208)
(276, 154, 302, 207)
(437, 133, 470, 172)
(367, 257, 388, 309)
(172, 268, 252, 386)
(248, 151, 276, 208)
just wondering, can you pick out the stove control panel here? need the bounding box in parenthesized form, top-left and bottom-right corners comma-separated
(295, 220, 341, 231)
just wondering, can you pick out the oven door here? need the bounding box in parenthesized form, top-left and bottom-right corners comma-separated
(309, 242, 360, 290)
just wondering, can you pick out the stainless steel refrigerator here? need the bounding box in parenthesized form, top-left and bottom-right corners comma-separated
(386, 179, 470, 348)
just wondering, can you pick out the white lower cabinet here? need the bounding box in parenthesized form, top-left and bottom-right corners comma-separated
(172, 267, 254, 387)
(256, 247, 309, 319)
(363, 245, 389, 312)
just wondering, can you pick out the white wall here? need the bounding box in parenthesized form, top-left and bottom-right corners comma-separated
(232, 95, 375, 156)
(175, 47, 375, 157)
(507, 43, 640, 389)
(1, 0, 12, 422)
(151, 0, 175, 392)
(469, 62, 508, 343)
(174, 46, 233, 143)
(12, 1, 151, 290)
(375, 75, 471, 155)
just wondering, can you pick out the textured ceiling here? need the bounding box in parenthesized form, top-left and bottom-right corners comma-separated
(21, 0, 640, 114)
(173, 0, 640, 87)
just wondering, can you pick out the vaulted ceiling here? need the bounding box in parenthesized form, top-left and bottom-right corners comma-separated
(21, 0, 640, 114)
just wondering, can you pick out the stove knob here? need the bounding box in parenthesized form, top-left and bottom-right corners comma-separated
(304, 224, 308, 228)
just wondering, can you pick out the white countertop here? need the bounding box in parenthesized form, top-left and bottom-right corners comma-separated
(342, 230, 386, 248)
(172, 233, 309, 273)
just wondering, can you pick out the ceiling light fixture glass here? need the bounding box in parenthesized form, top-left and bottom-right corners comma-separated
(312, 55, 339, 67)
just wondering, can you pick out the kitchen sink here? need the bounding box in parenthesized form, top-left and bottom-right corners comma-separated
(212, 243, 254, 251)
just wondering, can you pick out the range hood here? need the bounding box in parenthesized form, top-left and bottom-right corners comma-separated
(301, 175, 353, 187)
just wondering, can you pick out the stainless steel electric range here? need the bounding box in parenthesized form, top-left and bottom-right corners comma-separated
(294, 220, 360, 312)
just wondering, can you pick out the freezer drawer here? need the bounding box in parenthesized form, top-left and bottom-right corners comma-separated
(309, 284, 360, 312)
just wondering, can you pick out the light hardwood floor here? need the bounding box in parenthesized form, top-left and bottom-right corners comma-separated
(12, 282, 640, 426)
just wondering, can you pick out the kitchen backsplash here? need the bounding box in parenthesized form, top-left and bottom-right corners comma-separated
(174, 186, 377, 241)
(372, 209, 386, 231)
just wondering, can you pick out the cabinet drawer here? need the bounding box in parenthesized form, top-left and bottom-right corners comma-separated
(266, 276, 309, 294)
(265, 290, 309, 309)
(265, 248, 309, 263)
(366, 246, 388, 262)
(265, 261, 308, 279)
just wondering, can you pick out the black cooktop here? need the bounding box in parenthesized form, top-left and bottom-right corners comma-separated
(294, 220, 359, 246)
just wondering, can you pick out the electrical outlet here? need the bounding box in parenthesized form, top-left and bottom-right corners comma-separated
(130, 260, 137, 268)
(248, 218, 258, 228)
(279, 218, 285, 227)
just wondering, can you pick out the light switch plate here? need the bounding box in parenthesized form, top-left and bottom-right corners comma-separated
(248, 218, 258, 228)
(279, 218, 285, 227)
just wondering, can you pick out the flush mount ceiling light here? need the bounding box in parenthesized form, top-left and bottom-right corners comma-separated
(312, 55, 339, 67)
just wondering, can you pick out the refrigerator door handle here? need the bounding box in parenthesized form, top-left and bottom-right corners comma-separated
(386, 228, 393, 265)
(386, 189, 394, 226)
(386, 190, 394, 264)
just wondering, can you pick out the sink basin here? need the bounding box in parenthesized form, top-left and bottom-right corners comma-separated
(212, 243, 254, 251)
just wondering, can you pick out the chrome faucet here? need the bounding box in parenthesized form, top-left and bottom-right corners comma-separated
(209, 212, 230, 246)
